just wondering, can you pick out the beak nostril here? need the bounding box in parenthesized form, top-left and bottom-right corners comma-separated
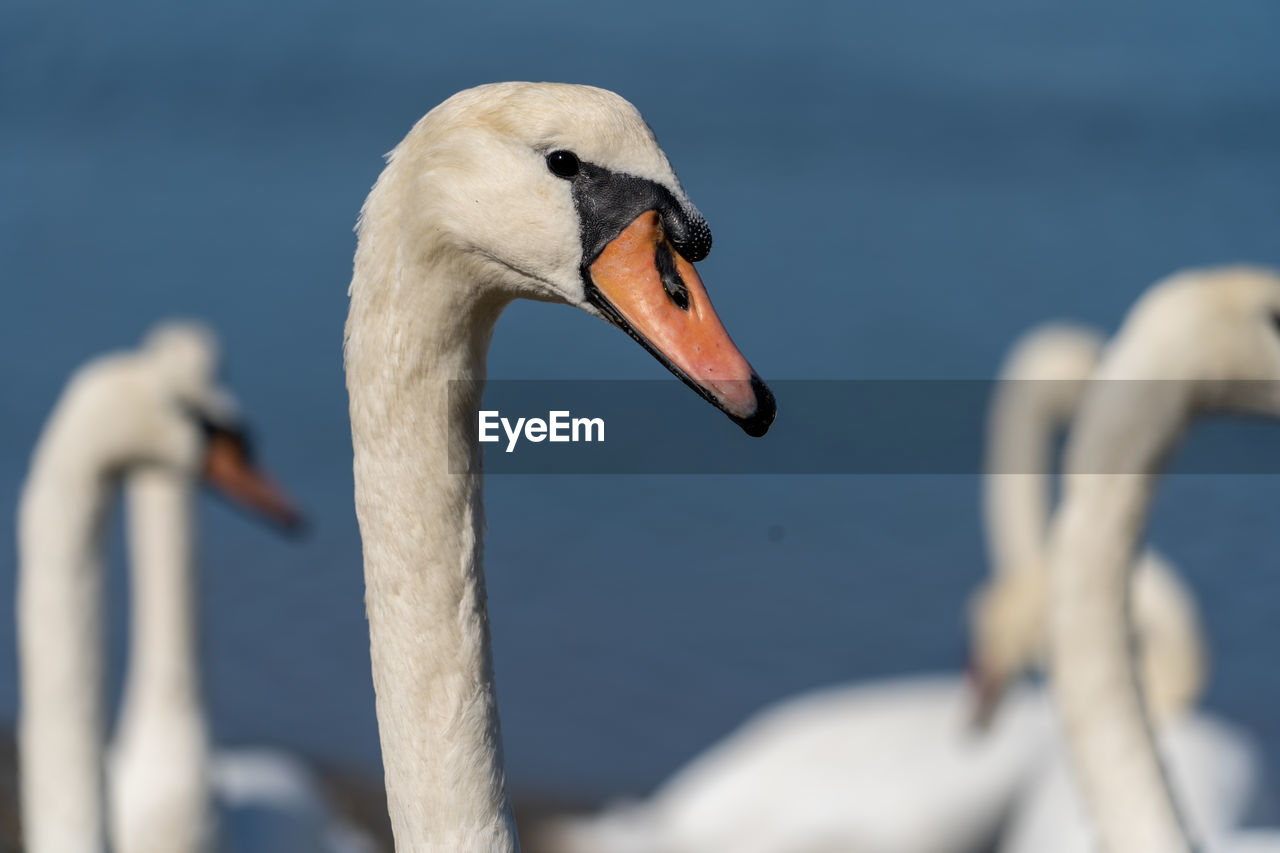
(654, 241, 690, 310)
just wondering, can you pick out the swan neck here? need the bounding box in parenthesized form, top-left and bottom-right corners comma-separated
(110, 467, 213, 853)
(119, 468, 204, 712)
(984, 378, 1071, 576)
(1051, 382, 1198, 853)
(347, 243, 517, 851)
(17, 452, 112, 853)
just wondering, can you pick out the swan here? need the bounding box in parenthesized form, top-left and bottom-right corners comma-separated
(974, 317, 1264, 852)
(16, 322, 318, 853)
(969, 322, 1205, 726)
(540, 676, 1054, 853)
(1048, 266, 1280, 852)
(343, 82, 775, 851)
(970, 322, 1261, 852)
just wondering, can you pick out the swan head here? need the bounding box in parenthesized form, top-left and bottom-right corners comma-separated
(142, 321, 238, 423)
(39, 322, 304, 531)
(359, 82, 775, 436)
(967, 550, 1208, 728)
(967, 568, 1048, 728)
(141, 321, 305, 531)
(1102, 266, 1280, 411)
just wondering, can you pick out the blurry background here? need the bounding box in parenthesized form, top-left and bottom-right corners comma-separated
(3, 0, 1280, 803)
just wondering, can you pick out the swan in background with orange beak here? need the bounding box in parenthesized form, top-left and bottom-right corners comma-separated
(345, 82, 775, 851)
(17, 322, 302, 853)
(967, 322, 1205, 730)
(1049, 266, 1280, 853)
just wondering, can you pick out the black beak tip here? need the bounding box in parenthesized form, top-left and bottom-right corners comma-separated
(733, 375, 777, 438)
(275, 511, 310, 539)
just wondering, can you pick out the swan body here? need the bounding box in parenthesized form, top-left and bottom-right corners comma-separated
(209, 750, 381, 853)
(999, 712, 1264, 853)
(1049, 266, 1280, 852)
(544, 677, 1054, 853)
(345, 82, 773, 851)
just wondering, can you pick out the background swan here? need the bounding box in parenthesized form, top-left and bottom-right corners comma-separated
(969, 322, 1204, 725)
(15, 322, 350, 852)
(1049, 266, 1280, 852)
(966, 320, 1263, 851)
(344, 82, 774, 851)
(541, 677, 1052, 853)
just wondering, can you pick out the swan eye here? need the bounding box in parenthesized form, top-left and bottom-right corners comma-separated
(546, 150, 580, 179)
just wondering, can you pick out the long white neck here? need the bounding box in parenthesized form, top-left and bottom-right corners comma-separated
(109, 467, 215, 853)
(17, 449, 112, 853)
(347, 196, 518, 851)
(983, 378, 1063, 577)
(984, 328, 1099, 577)
(1050, 380, 1199, 853)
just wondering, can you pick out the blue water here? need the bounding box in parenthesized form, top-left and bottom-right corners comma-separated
(3, 0, 1280, 800)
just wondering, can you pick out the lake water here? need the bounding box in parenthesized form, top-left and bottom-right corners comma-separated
(3, 0, 1280, 801)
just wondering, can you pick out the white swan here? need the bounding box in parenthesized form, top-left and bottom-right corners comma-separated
(969, 322, 1205, 725)
(343, 83, 775, 851)
(542, 676, 1053, 853)
(16, 322, 324, 853)
(967, 322, 1261, 852)
(1049, 266, 1280, 852)
(974, 319, 1263, 853)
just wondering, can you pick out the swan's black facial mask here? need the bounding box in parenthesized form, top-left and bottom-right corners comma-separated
(572, 164, 713, 267)
(563, 162, 776, 437)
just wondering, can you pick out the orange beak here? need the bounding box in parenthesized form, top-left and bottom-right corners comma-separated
(202, 430, 304, 533)
(585, 211, 776, 436)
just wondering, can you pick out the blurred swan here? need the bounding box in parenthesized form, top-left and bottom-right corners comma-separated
(975, 319, 1264, 853)
(541, 677, 1053, 853)
(1049, 267, 1280, 852)
(344, 83, 774, 850)
(969, 322, 1204, 726)
(17, 323, 375, 853)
